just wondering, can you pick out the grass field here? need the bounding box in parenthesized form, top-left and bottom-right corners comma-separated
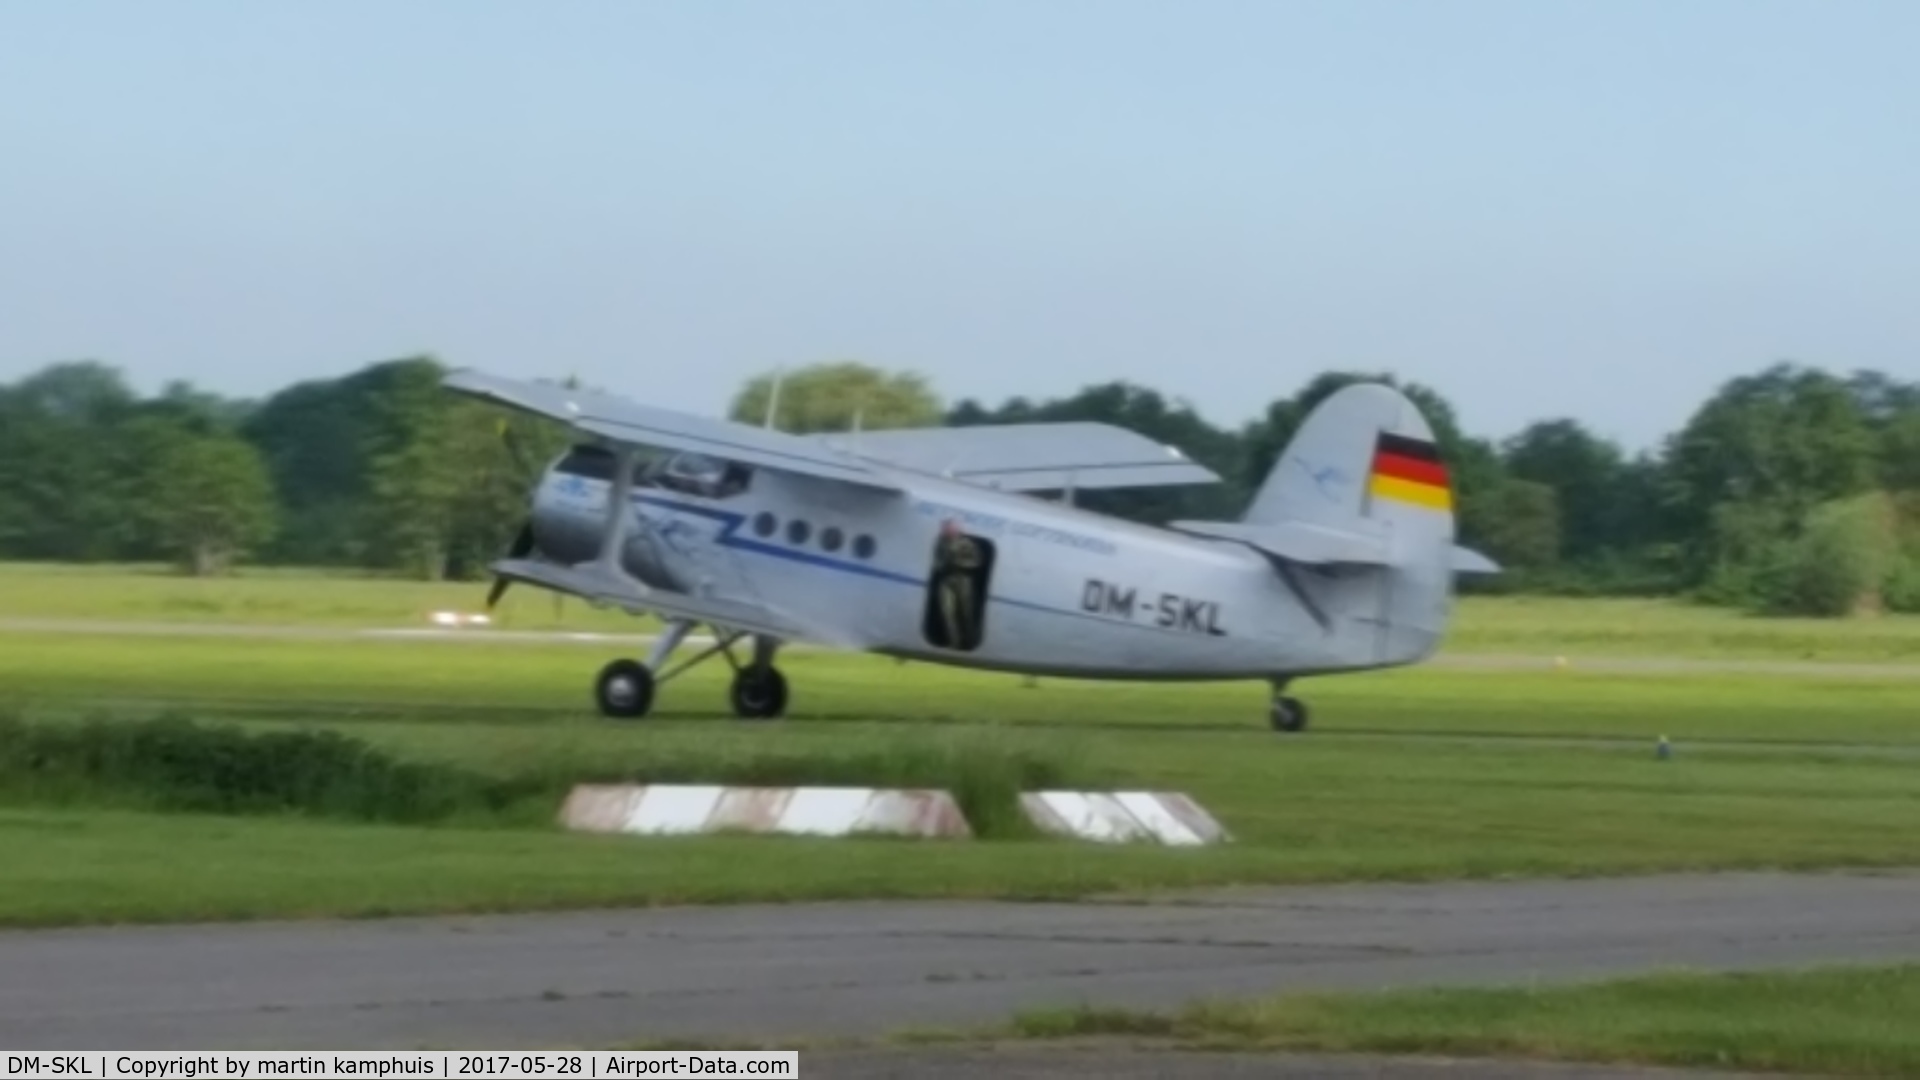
(990, 964, 1920, 1077)
(1, 618, 1918, 928)
(4, 566, 1919, 1070)
(2, 563, 1919, 930)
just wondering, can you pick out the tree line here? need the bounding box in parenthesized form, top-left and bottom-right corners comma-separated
(2, 355, 1915, 617)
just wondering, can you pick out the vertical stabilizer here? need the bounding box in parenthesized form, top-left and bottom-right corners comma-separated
(1243, 383, 1452, 529)
(1244, 383, 1458, 666)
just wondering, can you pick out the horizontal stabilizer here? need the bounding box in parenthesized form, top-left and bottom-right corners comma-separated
(1171, 520, 1504, 576)
(1167, 519, 1391, 566)
(1451, 545, 1501, 575)
(818, 422, 1221, 493)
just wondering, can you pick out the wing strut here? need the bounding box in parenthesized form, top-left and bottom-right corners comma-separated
(591, 443, 637, 576)
(589, 445, 647, 591)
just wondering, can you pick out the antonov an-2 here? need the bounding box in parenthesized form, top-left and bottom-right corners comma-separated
(443, 369, 1499, 733)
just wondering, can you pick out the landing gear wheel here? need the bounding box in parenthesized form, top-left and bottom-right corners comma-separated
(730, 666, 788, 720)
(1269, 695, 1308, 734)
(595, 659, 656, 719)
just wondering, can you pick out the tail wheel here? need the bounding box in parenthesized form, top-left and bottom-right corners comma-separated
(730, 666, 788, 720)
(1269, 695, 1308, 733)
(596, 659, 655, 719)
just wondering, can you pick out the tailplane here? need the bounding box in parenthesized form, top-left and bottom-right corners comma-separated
(1170, 382, 1497, 668)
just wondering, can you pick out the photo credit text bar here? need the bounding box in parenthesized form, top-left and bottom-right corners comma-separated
(1, 1053, 798, 1079)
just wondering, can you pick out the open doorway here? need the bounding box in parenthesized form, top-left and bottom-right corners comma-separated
(922, 523, 995, 651)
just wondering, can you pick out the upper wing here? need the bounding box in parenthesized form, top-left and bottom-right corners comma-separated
(814, 422, 1221, 492)
(442, 369, 904, 493)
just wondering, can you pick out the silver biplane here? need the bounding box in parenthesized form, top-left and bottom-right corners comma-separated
(444, 369, 1498, 732)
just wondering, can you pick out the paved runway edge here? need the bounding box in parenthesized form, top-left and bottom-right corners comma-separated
(2, 870, 1917, 1053)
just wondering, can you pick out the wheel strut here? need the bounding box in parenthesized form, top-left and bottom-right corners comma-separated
(591, 622, 789, 722)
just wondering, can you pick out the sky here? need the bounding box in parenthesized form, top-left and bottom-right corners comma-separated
(2, 0, 1915, 452)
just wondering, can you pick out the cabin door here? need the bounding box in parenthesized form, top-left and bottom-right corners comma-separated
(921, 527, 996, 652)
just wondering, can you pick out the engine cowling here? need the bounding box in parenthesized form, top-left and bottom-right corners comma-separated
(518, 444, 673, 588)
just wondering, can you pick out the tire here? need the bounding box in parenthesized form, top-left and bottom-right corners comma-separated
(1269, 695, 1308, 733)
(730, 666, 788, 720)
(596, 658, 655, 719)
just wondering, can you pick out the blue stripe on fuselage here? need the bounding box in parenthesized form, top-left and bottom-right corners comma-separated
(628, 491, 1082, 618)
(631, 493, 923, 586)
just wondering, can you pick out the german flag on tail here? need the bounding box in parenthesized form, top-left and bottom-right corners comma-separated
(1367, 431, 1452, 511)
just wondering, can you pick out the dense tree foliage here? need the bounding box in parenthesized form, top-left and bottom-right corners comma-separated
(1, 354, 1914, 617)
(728, 361, 943, 434)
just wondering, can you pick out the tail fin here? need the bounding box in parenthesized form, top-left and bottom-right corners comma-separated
(1243, 383, 1449, 528)
(1171, 382, 1497, 668)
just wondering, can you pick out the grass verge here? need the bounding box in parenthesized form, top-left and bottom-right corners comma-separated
(6, 562, 1920, 661)
(1001, 964, 1920, 1077)
(0, 703, 1916, 927)
(0, 712, 1078, 838)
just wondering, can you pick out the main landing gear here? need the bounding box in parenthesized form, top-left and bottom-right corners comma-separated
(592, 618, 788, 721)
(1268, 679, 1309, 734)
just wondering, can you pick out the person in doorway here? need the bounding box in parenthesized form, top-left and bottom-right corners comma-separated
(932, 519, 983, 649)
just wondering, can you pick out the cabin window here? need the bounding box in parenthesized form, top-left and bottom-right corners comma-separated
(921, 526, 994, 652)
(752, 512, 777, 538)
(786, 519, 811, 545)
(820, 526, 844, 552)
(553, 444, 617, 481)
(853, 535, 876, 560)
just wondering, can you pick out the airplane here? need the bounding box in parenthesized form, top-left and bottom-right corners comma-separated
(442, 368, 1500, 733)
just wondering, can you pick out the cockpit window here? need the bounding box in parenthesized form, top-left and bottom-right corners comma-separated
(553, 444, 617, 481)
(551, 445, 750, 499)
(668, 453, 723, 482)
(648, 452, 752, 500)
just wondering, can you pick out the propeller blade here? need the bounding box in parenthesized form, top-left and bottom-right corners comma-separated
(496, 417, 534, 480)
(507, 519, 536, 558)
(485, 521, 537, 610)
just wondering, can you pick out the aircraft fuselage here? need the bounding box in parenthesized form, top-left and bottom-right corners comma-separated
(527, 448, 1408, 681)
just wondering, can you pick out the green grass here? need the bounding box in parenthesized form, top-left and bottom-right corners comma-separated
(0, 712, 1078, 838)
(999, 964, 1920, 1077)
(0, 561, 653, 632)
(1440, 594, 1920, 662)
(0, 629, 1917, 928)
(4, 572, 1915, 1070)
(3, 631, 1918, 744)
(2, 565, 1919, 929)
(6, 560, 1920, 660)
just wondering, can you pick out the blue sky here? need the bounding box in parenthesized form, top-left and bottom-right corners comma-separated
(2, 0, 1914, 451)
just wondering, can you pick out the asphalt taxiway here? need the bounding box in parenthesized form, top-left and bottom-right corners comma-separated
(3, 871, 1916, 1054)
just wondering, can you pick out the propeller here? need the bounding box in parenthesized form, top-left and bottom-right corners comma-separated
(497, 416, 536, 481)
(484, 415, 544, 611)
(485, 519, 536, 609)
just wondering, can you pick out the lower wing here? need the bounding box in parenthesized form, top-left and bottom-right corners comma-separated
(489, 558, 875, 649)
